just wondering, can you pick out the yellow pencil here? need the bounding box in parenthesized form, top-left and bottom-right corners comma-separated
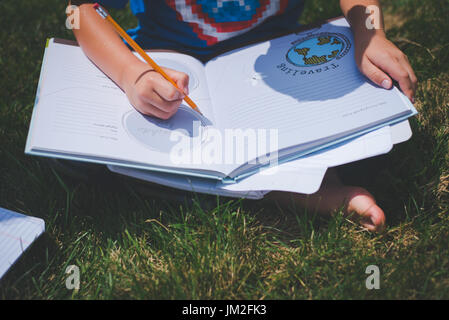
(93, 3, 202, 115)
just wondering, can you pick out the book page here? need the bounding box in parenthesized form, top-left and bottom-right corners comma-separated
(0, 207, 45, 279)
(108, 121, 399, 195)
(205, 18, 416, 160)
(27, 40, 235, 177)
(107, 165, 267, 199)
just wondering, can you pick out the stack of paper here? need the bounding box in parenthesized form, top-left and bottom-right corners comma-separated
(108, 120, 412, 198)
(0, 207, 45, 279)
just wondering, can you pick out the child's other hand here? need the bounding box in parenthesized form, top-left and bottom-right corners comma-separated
(354, 32, 417, 102)
(123, 61, 189, 119)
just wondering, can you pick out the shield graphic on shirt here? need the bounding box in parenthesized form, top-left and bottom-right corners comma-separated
(165, 0, 288, 45)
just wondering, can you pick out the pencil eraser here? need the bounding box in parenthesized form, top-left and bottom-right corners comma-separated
(93, 3, 100, 10)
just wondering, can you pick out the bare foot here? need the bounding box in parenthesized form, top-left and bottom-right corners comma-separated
(268, 169, 386, 232)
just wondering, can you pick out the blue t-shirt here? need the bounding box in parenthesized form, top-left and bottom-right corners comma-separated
(98, 0, 305, 61)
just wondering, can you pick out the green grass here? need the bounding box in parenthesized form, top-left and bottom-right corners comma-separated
(0, 0, 448, 299)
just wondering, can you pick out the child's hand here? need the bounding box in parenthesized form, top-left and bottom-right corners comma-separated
(123, 61, 189, 119)
(353, 32, 417, 102)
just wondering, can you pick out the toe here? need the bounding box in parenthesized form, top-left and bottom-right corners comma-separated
(360, 204, 386, 232)
(346, 187, 386, 232)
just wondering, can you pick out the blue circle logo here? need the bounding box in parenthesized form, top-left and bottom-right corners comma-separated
(286, 33, 351, 67)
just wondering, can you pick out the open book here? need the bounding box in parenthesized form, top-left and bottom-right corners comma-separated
(26, 17, 417, 182)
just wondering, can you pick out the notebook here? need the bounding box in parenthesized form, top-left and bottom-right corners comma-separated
(25, 17, 417, 183)
(0, 207, 45, 279)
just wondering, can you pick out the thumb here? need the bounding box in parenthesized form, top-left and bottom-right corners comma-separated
(359, 57, 392, 89)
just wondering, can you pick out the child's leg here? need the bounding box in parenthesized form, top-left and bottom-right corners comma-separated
(267, 168, 386, 232)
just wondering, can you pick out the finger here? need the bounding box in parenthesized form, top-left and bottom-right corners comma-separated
(135, 99, 176, 120)
(131, 84, 177, 118)
(149, 74, 184, 102)
(397, 54, 418, 99)
(358, 57, 392, 89)
(162, 67, 190, 95)
(134, 69, 184, 115)
(140, 88, 183, 114)
(369, 55, 415, 101)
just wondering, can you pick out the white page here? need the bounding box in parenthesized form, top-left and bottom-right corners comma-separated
(0, 207, 45, 279)
(390, 120, 412, 144)
(107, 165, 267, 199)
(106, 120, 410, 196)
(295, 125, 392, 167)
(108, 161, 325, 196)
(205, 18, 416, 160)
(220, 163, 327, 194)
(26, 40, 237, 178)
(285, 121, 410, 169)
(108, 124, 392, 196)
